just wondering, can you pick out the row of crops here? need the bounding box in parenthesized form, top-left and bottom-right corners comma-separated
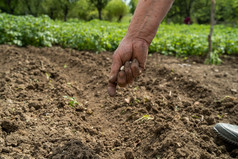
(0, 13, 237, 56)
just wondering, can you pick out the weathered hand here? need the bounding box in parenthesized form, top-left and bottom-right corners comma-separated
(107, 37, 149, 97)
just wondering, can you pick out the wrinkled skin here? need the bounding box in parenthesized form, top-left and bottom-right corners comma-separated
(108, 37, 149, 97)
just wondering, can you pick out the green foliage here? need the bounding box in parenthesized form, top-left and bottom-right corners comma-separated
(0, 0, 237, 25)
(166, 0, 238, 25)
(0, 0, 95, 21)
(0, 13, 238, 56)
(68, 0, 92, 20)
(167, 0, 195, 23)
(205, 51, 222, 65)
(16, 0, 43, 16)
(191, 0, 210, 24)
(135, 115, 154, 123)
(41, 0, 79, 21)
(0, 0, 18, 14)
(129, 0, 138, 14)
(87, 9, 108, 21)
(105, 0, 128, 22)
(215, 0, 238, 24)
(90, 0, 110, 20)
(0, 14, 57, 47)
(151, 24, 238, 56)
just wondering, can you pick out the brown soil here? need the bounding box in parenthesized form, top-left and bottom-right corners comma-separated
(0, 45, 237, 159)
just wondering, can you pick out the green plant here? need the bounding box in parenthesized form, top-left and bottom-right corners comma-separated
(63, 96, 79, 107)
(0, 13, 238, 57)
(220, 96, 236, 102)
(135, 98, 140, 103)
(205, 51, 222, 65)
(192, 115, 200, 119)
(45, 73, 51, 80)
(135, 114, 154, 123)
(217, 114, 223, 119)
(105, 0, 129, 22)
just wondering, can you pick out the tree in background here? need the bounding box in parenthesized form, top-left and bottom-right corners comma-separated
(90, 0, 110, 20)
(68, 0, 92, 20)
(0, 0, 237, 24)
(41, 0, 79, 21)
(166, 0, 196, 23)
(215, 0, 238, 24)
(205, 0, 221, 64)
(57, 0, 79, 21)
(183, 0, 195, 18)
(0, 0, 18, 14)
(106, 0, 128, 22)
(128, 0, 138, 14)
(41, 0, 58, 19)
(17, 0, 43, 16)
(191, 0, 210, 24)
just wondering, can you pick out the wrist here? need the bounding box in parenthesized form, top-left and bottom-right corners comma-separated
(125, 19, 158, 45)
(124, 0, 174, 46)
(124, 33, 151, 47)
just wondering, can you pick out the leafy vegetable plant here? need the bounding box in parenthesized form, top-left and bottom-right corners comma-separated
(1, 13, 237, 57)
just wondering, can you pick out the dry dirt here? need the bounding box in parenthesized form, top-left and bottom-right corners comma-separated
(0, 45, 237, 159)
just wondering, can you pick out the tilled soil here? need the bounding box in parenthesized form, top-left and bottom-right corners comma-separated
(0, 45, 237, 159)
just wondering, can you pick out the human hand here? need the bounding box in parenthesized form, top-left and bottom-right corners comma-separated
(107, 37, 149, 97)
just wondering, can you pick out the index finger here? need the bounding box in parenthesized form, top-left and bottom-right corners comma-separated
(108, 54, 122, 97)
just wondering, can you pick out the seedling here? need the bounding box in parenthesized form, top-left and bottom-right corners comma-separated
(134, 98, 140, 103)
(143, 96, 150, 103)
(67, 83, 72, 88)
(192, 115, 199, 119)
(64, 64, 67, 68)
(134, 86, 139, 90)
(63, 96, 79, 107)
(121, 109, 126, 115)
(135, 114, 154, 123)
(220, 96, 236, 102)
(45, 73, 51, 80)
(217, 114, 223, 119)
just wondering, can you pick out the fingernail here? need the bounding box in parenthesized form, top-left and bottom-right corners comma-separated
(108, 87, 116, 97)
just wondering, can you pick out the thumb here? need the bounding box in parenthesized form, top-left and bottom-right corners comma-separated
(108, 54, 122, 97)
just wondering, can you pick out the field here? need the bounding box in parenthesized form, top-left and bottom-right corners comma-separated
(0, 45, 237, 158)
(1, 13, 238, 56)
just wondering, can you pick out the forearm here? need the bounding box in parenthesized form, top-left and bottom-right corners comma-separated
(126, 0, 174, 44)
